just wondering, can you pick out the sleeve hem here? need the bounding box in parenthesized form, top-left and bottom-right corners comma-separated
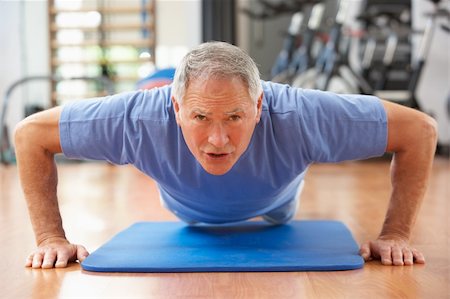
(59, 103, 78, 159)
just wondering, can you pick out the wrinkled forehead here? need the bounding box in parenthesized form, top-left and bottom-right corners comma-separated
(182, 76, 254, 110)
(186, 72, 249, 91)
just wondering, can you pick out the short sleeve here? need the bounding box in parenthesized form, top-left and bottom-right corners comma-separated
(296, 89, 388, 163)
(59, 91, 143, 164)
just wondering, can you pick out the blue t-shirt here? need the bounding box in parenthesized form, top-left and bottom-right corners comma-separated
(59, 81, 387, 223)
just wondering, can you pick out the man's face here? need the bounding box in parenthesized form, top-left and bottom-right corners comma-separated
(172, 77, 262, 175)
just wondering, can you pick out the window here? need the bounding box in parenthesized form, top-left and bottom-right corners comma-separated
(48, 0, 156, 105)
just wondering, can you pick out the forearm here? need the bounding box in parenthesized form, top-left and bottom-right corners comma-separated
(380, 114, 437, 240)
(380, 148, 434, 239)
(17, 149, 65, 244)
(15, 110, 66, 245)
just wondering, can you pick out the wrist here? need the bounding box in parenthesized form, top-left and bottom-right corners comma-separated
(36, 233, 68, 247)
(379, 227, 410, 241)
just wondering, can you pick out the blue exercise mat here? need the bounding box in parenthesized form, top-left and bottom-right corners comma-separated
(81, 220, 364, 273)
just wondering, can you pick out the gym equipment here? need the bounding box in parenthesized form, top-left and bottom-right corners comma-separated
(272, 2, 326, 84)
(270, 11, 305, 79)
(358, 6, 410, 92)
(241, 0, 316, 20)
(135, 68, 175, 90)
(292, 0, 374, 94)
(241, 0, 323, 83)
(287, 2, 325, 78)
(404, 0, 449, 109)
(261, 0, 448, 115)
(0, 75, 114, 164)
(81, 220, 364, 273)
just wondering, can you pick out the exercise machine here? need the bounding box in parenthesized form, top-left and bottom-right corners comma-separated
(0, 75, 114, 164)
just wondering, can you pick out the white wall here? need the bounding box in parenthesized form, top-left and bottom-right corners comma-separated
(413, 0, 450, 144)
(0, 0, 49, 144)
(236, 0, 292, 78)
(0, 2, 23, 116)
(155, 0, 202, 68)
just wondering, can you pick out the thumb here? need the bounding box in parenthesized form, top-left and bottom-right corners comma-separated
(76, 245, 90, 262)
(359, 242, 372, 261)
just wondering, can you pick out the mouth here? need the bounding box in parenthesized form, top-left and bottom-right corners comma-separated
(206, 153, 229, 159)
(205, 152, 230, 160)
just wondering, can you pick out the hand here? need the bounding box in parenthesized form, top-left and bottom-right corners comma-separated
(26, 237, 89, 269)
(359, 235, 425, 266)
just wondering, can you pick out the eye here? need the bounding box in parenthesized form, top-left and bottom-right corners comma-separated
(194, 115, 207, 121)
(229, 115, 241, 121)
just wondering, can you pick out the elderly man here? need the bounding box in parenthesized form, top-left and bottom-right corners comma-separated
(15, 42, 437, 269)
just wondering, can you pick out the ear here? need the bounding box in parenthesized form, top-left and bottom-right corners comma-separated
(255, 92, 263, 123)
(171, 96, 181, 125)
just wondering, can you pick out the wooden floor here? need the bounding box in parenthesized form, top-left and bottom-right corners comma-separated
(1, 157, 448, 299)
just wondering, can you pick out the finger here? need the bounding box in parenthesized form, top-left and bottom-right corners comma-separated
(379, 246, 393, 265)
(25, 254, 34, 267)
(55, 253, 69, 268)
(402, 248, 414, 266)
(391, 246, 404, 266)
(32, 252, 44, 269)
(412, 248, 426, 264)
(42, 249, 57, 269)
(76, 245, 89, 262)
(359, 242, 372, 261)
(55, 248, 72, 268)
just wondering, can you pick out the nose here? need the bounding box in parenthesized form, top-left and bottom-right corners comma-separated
(208, 123, 229, 148)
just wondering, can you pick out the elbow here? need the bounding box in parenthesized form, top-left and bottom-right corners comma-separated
(420, 114, 438, 151)
(424, 115, 438, 144)
(14, 111, 62, 155)
(14, 118, 33, 150)
(14, 116, 42, 150)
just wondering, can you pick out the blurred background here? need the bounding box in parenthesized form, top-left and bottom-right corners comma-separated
(0, 0, 449, 164)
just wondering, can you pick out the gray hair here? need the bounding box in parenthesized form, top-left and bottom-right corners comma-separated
(172, 41, 262, 103)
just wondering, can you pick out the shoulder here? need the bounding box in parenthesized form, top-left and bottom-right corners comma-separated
(61, 85, 174, 122)
(261, 81, 384, 118)
(135, 85, 174, 121)
(261, 81, 303, 114)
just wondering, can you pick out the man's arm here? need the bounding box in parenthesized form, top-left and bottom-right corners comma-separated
(359, 100, 437, 266)
(14, 107, 88, 268)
